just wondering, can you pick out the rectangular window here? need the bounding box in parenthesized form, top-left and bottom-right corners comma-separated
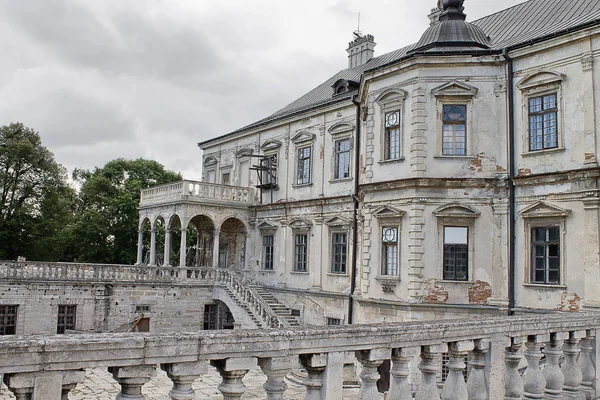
(57, 305, 77, 334)
(529, 94, 558, 151)
(263, 234, 274, 270)
(297, 146, 312, 185)
(331, 232, 347, 274)
(222, 173, 230, 185)
(260, 155, 278, 186)
(0, 305, 17, 335)
(531, 226, 560, 284)
(382, 227, 399, 276)
(384, 111, 401, 160)
(334, 139, 351, 179)
(327, 317, 342, 325)
(443, 227, 468, 281)
(442, 105, 467, 156)
(294, 234, 308, 272)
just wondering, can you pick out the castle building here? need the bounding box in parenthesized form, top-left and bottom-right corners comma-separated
(135, 0, 600, 325)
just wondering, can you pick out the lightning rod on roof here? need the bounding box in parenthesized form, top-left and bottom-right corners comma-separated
(353, 13, 362, 38)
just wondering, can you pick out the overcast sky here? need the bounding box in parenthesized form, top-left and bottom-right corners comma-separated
(0, 0, 525, 180)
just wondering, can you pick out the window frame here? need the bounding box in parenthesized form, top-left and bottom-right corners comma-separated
(527, 93, 558, 152)
(0, 304, 18, 335)
(296, 145, 312, 185)
(372, 206, 405, 288)
(442, 104, 468, 156)
(381, 226, 399, 277)
(442, 226, 469, 281)
(333, 138, 351, 180)
(330, 231, 348, 275)
(57, 304, 77, 334)
(517, 71, 565, 155)
(262, 233, 275, 271)
(294, 232, 309, 272)
(375, 88, 407, 163)
(529, 226, 561, 284)
(433, 204, 480, 282)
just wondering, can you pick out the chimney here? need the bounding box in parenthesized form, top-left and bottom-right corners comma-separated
(346, 33, 376, 69)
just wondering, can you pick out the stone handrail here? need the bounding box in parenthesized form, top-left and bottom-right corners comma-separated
(0, 261, 185, 283)
(140, 180, 254, 206)
(0, 313, 598, 399)
(214, 269, 290, 328)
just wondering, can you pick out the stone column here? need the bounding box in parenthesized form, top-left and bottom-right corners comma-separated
(179, 228, 187, 267)
(544, 332, 568, 399)
(578, 330, 596, 400)
(442, 341, 474, 400)
(299, 353, 328, 400)
(109, 365, 156, 400)
(356, 348, 391, 400)
(258, 356, 294, 400)
(416, 344, 447, 400)
(388, 347, 418, 400)
(136, 230, 144, 265)
(504, 338, 524, 400)
(149, 229, 157, 266)
(163, 229, 172, 267)
(563, 331, 586, 400)
(161, 362, 206, 400)
(467, 339, 489, 400)
(211, 357, 256, 400)
(212, 230, 221, 268)
(4, 371, 85, 400)
(522, 334, 548, 400)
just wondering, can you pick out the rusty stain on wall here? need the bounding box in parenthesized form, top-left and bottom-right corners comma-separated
(423, 279, 449, 304)
(518, 168, 532, 177)
(495, 165, 507, 173)
(468, 280, 493, 305)
(585, 153, 595, 162)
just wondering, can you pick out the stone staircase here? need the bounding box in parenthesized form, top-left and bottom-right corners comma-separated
(252, 286, 300, 326)
(223, 286, 265, 328)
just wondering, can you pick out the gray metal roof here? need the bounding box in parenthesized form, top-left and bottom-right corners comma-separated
(202, 0, 600, 145)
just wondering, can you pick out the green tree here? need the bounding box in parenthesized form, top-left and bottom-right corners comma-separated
(0, 123, 73, 260)
(71, 158, 181, 264)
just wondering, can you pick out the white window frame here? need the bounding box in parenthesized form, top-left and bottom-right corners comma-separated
(372, 206, 405, 290)
(291, 131, 316, 187)
(327, 123, 354, 182)
(375, 88, 407, 163)
(517, 70, 565, 155)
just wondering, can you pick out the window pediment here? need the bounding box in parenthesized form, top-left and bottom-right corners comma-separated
(288, 218, 312, 229)
(261, 140, 282, 152)
(204, 156, 218, 166)
(325, 216, 350, 227)
(372, 205, 405, 220)
(433, 203, 480, 219)
(328, 122, 354, 136)
(432, 81, 478, 98)
(520, 201, 570, 219)
(517, 70, 565, 91)
(257, 220, 278, 232)
(291, 131, 316, 145)
(375, 88, 408, 106)
(236, 148, 254, 158)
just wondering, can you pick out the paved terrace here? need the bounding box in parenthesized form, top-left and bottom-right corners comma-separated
(1, 313, 599, 399)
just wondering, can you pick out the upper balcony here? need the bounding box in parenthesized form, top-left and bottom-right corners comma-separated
(140, 180, 255, 208)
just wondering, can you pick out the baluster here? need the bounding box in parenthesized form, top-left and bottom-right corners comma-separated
(467, 339, 489, 400)
(544, 332, 568, 399)
(442, 341, 473, 400)
(211, 357, 256, 400)
(356, 348, 391, 400)
(578, 330, 596, 399)
(109, 365, 156, 400)
(416, 344, 447, 400)
(504, 337, 524, 400)
(258, 356, 294, 400)
(562, 330, 585, 399)
(162, 362, 206, 400)
(523, 334, 548, 400)
(300, 353, 328, 400)
(388, 347, 418, 400)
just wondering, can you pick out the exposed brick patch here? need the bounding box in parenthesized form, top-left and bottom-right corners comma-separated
(585, 153, 595, 162)
(495, 165, 507, 173)
(468, 280, 492, 305)
(558, 292, 581, 312)
(468, 153, 485, 172)
(517, 168, 532, 177)
(423, 279, 448, 304)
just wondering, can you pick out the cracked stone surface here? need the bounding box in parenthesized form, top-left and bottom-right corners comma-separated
(0, 366, 362, 399)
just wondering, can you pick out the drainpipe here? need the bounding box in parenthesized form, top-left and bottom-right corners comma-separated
(503, 49, 516, 316)
(348, 96, 362, 324)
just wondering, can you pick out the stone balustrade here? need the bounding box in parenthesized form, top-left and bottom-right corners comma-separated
(139, 180, 254, 206)
(1, 313, 599, 399)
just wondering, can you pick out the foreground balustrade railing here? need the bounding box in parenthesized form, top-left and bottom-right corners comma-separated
(1, 313, 599, 400)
